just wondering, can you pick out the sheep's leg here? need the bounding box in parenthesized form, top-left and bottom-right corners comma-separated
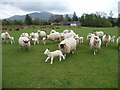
(94, 49, 96, 55)
(45, 57, 50, 62)
(50, 57, 54, 64)
(59, 56, 62, 61)
(62, 55, 65, 60)
(37, 40, 39, 44)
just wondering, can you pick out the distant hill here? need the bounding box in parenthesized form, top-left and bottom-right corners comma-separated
(6, 12, 53, 21)
(5, 12, 73, 21)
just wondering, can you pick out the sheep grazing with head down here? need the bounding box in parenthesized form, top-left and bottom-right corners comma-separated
(90, 36, 101, 55)
(44, 48, 65, 64)
(37, 30, 46, 39)
(116, 36, 120, 50)
(18, 37, 30, 51)
(59, 37, 77, 57)
(102, 34, 111, 47)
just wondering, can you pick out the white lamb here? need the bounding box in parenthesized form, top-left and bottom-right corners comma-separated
(90, 36, 101, 55)
(116, 36, 120, 50)
(44, 48, 65, 64)
(42, 37, 47, 45)
(102, 34, 111, 47)
(1, 32, 11, 43)
(94, 31, 104, 38)
(59, 37, 77, 57)
(18, 37, 30, 51)
(9, 36, 15, 44)
(111, 36, 115, 43)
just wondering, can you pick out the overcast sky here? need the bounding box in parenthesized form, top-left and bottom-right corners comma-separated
(0, 0, 119, 19)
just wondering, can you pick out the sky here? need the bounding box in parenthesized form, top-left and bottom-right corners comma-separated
(0, 0, 119, 19)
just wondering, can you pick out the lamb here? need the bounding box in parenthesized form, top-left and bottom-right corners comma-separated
(18, 37, 30, 51)
(79, 36, 84, 44)
(1, 32, 15, 44)
(102, 34, 111, 47)
(9, 36, 15, 44)
(1, 32, 10, 43)
(90, 36, 101, 55)
(31, 38, 39, 45)
(59, 37, 77, 57)
(42, 37, 47, 45)
(116, 36, 120, 50)
(44, 48, 65, 64)
(87, 33, 95, 44)
(111, 36, 115, 43)
(30, 32, 39, 39)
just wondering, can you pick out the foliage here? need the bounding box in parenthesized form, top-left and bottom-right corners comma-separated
(24, 14, 32, 25)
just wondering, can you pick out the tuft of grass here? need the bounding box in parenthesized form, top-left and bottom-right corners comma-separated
(2, 26, 118, 88)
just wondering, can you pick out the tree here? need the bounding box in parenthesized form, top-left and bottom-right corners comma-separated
(24, 14, 32, 25)
(72, 12, 78, 21)
(33, 18, 40, 25)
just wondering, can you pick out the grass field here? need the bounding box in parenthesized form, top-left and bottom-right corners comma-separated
(2, 26, 118, 88)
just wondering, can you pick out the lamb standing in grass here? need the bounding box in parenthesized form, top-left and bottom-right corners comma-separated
(116, 36, 120, 50)
(102, 34, 111, 47)
(44, 49, 65, 64)
(111, 36, 115, 43)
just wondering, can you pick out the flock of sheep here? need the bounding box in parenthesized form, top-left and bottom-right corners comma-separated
(1, 29, 120, 64)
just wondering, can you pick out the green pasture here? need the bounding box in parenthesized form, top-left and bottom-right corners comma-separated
(2, 26, 118, 88)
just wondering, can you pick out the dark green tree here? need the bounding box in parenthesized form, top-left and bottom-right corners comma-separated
(24, 14, 32, 25)
(72, 12, 78, 21)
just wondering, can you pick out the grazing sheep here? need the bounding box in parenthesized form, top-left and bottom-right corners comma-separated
(1, 32, 11, 43)
(44, 49, 65, 64)
(30, 32, 39, 39)
(111, 36, 115, 43)
(31, 38, 39, 45)
(116, 36, 120, 50)
(59, 37, 77, 57)
(47, 32, 60, 43)
(102, 34, 111, 47)
(90, 36, 101, 55)
(37, 30, 46, 39)
(18, 37, 30, 51)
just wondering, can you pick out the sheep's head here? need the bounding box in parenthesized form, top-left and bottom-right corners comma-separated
(44, 48, 49, 54)
(60, 43, 66, 49)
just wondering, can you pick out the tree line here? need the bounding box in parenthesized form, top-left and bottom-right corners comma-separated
(1, 11, 118, 27)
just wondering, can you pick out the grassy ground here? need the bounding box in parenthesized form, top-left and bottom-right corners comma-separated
(2, 26, 118, 88)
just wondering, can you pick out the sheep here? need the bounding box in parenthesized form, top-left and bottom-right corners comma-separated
(111, 36, 115, 43)
(44, 48, 65, 64)
(59, 37, 77, 57)
(59, 33, 67, 41)
(50, 29, 56, 34)
(42, 37, 47, 45)
(94, 31, 104, 38)
(18, 37, 30, 51)
(47, 32, 60, 43)
(102, 34, 111, 47)
(20, 33, 29, 38)
(30, 32, 39, 39)
(31, 38, 39, 45)
(87, 33, 95, 44)
(90, 36, 101, 55)
(1, 32, 15, 44)
(116, 36, 120, 50)
(37, 30, 46, 39)
(79, 36, 84, 44)
(9, 36, 15, 44)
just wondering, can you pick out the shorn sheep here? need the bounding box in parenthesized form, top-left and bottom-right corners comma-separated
(18, 37, 30, 51)
(90, 36, 101, 55)
(116, 36, 120, 50)
(59, 37, 77, 57)
(44, 49, 65, 64)
(102, 34, 111, 47)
